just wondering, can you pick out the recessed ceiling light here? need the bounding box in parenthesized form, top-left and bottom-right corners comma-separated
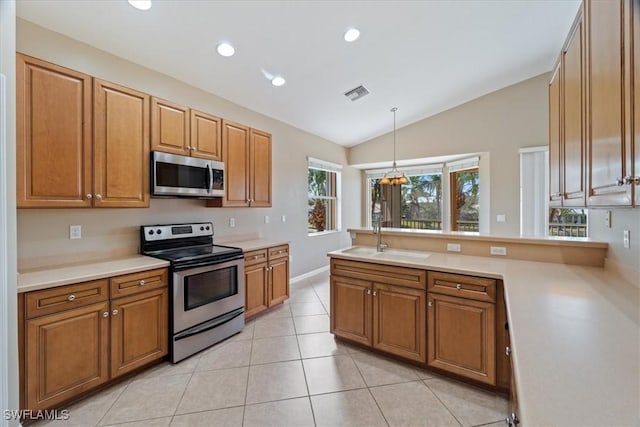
(216, 43, 235, 57)
(271, 76, 286, 87)
(128, 0, 152, 11)
(344, 28, 360, 42)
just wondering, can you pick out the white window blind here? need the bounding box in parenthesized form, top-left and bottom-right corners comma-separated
(519, 147, 548, 237)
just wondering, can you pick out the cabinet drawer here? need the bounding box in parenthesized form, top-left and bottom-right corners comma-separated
(245, 249, 268, 266)
(110, 268, 168, 299)
(331, 259, 426, 290)
(269, 245, 289, 260)
(25, 279, 109, 319)
(428, 271, 496, 303)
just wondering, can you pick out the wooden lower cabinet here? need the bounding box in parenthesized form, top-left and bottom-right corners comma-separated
(243, 245, 290, 319)
(245, 262, 269, 318)
(330, 275, 372, 346)
(427, 293, 496, 385)
(25, 301, 110, 410)
(110, 288, 168, 378)
(20, 268, 169, 412)
(373, 283, 426, 363)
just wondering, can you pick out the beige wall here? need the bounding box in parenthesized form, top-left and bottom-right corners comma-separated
(589, 209, 640, 283)
(1, 1, 19, 422)
(16, 20, 361, 277)
(349, 73, 551, 236)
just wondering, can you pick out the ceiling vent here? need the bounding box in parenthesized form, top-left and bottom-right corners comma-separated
(344, 85, 370, 101)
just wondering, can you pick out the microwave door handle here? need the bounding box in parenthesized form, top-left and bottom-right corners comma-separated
(206, 163, 213, 193)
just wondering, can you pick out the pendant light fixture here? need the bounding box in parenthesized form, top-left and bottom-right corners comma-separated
(379, 107, 408, 185)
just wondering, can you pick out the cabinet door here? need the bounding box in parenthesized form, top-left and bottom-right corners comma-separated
(191, 109, 222, 160)
(110, 288, 168, 378)
(330, 276, 372, 346)
(222, 121, 250, 207)
(372, 283, 426, 363)
(634, 0, 640, 206)
(586, 0, 633, 206)
(249, 129, 272, 207)
(495, 282, 511, 390)
(151, 97, 190, 156)
(94, 79, 150, 207)
(549, 61, 563, 206)
(427, 293, 496, 385)
(562, 11, 586, 206)
(16, 54, 92, 208)
(269, 257, 289, 306)
(25, 302, 109, 410)
(245, 262, 269, 318)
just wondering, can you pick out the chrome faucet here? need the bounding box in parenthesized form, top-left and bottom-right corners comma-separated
(372, 216, 388, 252)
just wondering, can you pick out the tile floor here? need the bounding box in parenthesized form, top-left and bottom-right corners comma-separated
(35, 271, 508, 427)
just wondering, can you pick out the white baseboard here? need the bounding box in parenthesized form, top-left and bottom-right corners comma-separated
(290, 265, 329, 284)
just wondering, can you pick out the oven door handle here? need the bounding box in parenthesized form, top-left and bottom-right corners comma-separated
(174, 307, 244, 341)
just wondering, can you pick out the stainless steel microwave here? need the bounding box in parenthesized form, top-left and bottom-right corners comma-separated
(151, 151, 224, 198)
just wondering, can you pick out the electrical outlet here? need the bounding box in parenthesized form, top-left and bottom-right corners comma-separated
(605, 211, 612, 228)
(229, 217, 236, 228)
(623, 230, 630, 249)
(281, 215, 286, 223)
(264, 215, 270, 224)
(490, 246, 507, 256)
(447, 243, 461, 252)
(69, 225, 82, 240)
(496, 214, 506, 223)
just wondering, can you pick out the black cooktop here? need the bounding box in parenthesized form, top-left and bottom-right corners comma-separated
(145, 244, 243, 264)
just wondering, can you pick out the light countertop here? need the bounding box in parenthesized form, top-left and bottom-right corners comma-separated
(223, 239, 289, 252)
(18, 256, 170, 293)
(328, 246, 640, 427)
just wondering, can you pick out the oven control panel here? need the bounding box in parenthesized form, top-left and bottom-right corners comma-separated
(142, 222, 213, 242)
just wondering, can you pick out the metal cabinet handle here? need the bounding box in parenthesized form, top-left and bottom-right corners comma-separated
(456, 284, 462, 290)
(67, 294, 76, 301)
(95, 194, 102, 200)
(253, 255, 259, 260)
(505, 412, 520, 426)
(139, 279, 146, 286)
(372, 290, 377, 296)
(428, 300, 433, 307)
(264, 266, 269, 272)
(367, 289, 371, 295)
(506, 346, 511, 357)
(102, 311, 109, 318)
(86, 193, 93, 200)
(112, 309, 119, 316)
(618, 176, 640, 186)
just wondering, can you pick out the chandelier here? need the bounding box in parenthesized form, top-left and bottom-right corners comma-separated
(379, 107, 408, 185)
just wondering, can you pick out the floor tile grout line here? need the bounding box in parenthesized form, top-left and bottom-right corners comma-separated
(93, 379, 132, 427)
(422, 378, 466, 426)
(242, 333, 255, 426)
(171, 371, 196, 421)
(365, 386, 391, 427)
(295, 327, 317, 426)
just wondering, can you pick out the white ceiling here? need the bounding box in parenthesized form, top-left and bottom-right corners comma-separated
(17, 0, 580, 147)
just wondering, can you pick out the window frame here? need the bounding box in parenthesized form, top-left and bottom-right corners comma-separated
(308, 158, 342, 236)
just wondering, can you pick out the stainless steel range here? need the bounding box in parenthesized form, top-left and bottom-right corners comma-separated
(140, 222, 244, 363)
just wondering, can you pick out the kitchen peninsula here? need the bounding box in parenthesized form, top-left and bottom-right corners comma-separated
(328, 229, 638, 426)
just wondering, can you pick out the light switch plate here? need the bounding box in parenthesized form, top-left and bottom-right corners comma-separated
(623, 230, 630, 249)
(605, 211, 611, 228)
(264, 215, 270, 224)
(490, 246, 507, 256)
(70, 225, 82, 240)
(496, 214, 506, 223)
(229, 217, 236, 228)
(281, 215, 286, 223)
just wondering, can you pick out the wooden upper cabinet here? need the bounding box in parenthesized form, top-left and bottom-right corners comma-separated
(151, 97, 190, 156)
(549, 61, 563, 206)
(222, 120, 250, 207)
(191, 109, 222, 160)
(94, 80, 150, 208)
(562, 9, 586, 206)
(586, 0, 633, 206)
(634, 0, 640, 206)
(250, 128, 272, 207)
(16, 54, 92, 208)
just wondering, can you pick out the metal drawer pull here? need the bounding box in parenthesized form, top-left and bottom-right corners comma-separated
(253, 255, 259, 260)
(139, 280, 146, 286)
(372, 290, 377, 296)
(456, 284, 461, 290)
(67, 294, 76, 301)
(102, 311, 109, 318)
(505, 346, 511, 356)
(428, 300, 433, 307)
(112, 309, 119, 316)
(86, 193, 93, 200)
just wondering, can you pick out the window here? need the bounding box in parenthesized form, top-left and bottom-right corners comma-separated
(519, 147, 588, 237)
(369, 173, 443, 230)
(308, 158, 341, 234)
(366, 157, 479, 232)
